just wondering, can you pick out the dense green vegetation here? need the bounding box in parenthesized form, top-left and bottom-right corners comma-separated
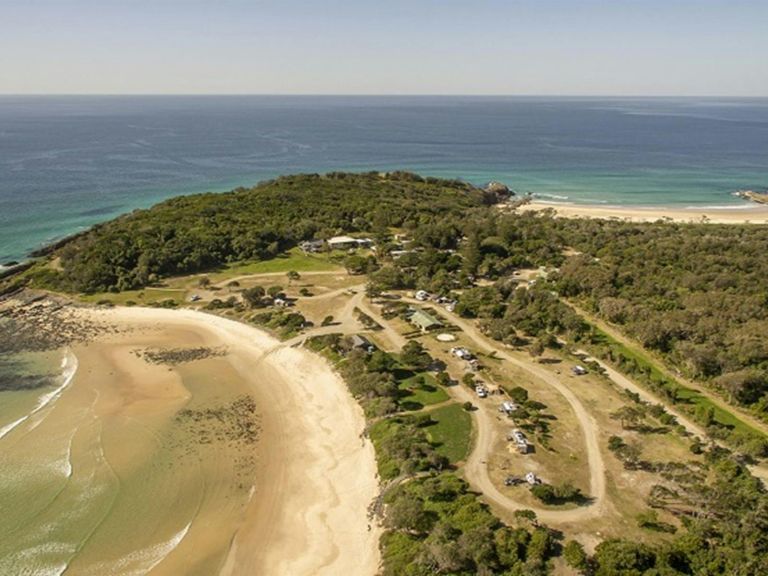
(593, 448, 768, 576)
(381, 474, 556, 576)
(551, 219, 768, 414)
(307, 334, 556, 574)
(25, 172, 490, 293)
(9, 171, 768, 575)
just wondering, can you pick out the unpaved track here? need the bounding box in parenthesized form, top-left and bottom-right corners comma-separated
(400, 298, 607, 523)
(580, 351, 768, 485)
(570, 302, 768, 439)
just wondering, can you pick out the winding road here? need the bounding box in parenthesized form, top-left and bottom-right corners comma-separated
(399, 297, 608, 523)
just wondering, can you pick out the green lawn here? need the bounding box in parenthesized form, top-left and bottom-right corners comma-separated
(79, 287, 187, 306)
(426, 404, 473, 463)
(398, 373, 450, 410)
(211, 249, 341, 281)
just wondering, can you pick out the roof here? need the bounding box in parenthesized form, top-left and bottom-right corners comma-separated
(350, 334, 372, 348)
(327, 235, 357, 244)
(410, 309, 443, 330)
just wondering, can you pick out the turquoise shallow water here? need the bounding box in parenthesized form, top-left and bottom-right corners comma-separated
(1, 96, 767, 262)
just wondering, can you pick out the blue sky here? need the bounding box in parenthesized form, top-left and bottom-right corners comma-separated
(1, 0, 766, 95)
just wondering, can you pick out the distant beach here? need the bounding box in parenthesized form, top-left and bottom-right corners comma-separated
(518, 200, 768, 224)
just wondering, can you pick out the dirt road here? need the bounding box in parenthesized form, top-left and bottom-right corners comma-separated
(401, 297, 608, 524)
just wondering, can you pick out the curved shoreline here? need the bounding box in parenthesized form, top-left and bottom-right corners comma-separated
(84, 306, 382, 576)
(517, 200, 768, 223)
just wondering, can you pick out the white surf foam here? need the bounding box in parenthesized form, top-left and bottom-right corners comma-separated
(85, 521, 193, 576)
(0, 415, 28, 439)
(0, 350, 78, 440)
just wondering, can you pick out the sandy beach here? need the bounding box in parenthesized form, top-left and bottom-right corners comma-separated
(517, 201, 768, 224)
(0, 299, 381, 575)
(89, 306, 382, 576)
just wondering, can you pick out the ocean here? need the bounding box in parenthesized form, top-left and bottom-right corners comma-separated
(1, 95, 768, 263)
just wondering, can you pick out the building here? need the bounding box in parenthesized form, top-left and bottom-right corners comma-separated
(349, 334, 375, 353)
(299, 239, 325, 253)
(327, 236, 372, 250)
(409, 309, 443, 332)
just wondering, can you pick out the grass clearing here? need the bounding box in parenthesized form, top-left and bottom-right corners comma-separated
(427, 404, 472, 463)
(398, 373, 450, 409)
(79, 288, 187, 306)
(210, 249, 341, 281)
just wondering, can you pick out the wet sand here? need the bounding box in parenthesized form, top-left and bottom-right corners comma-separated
(517, 201, 768, 224)
(81, 306, 382, 576)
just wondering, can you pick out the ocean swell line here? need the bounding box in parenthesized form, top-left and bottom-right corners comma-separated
(0, 350, 78, 441)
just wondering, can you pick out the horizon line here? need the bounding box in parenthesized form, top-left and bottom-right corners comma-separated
(1, 93, 767, 99)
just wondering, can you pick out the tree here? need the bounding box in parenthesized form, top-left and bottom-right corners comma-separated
(592, 539, 655, 576)
(436, 371, 451, 387)
(508, 386, 529, 404)
(286, 270, 300, 285)
(513, 509, 537, 523)
(528, 339, 544, 359)
(267, 285, 284, 299)
(610, 405, 645, 430)
(563, 540, 588, 573)
(400, 341, 432, 371)
(367, 350, 396, 373)
(344, 254, 367, 275)
(385, 494, 434, 534)
(365, 281, 383, 300)
(321, 315, 334, 326)
(607, 435, 625, 452)
(241, 285, 266, 307)
(198, 276, 211, 288)
(695, 404, 715, 427)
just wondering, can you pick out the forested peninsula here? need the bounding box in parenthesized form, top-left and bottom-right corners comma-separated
(5, 171, 768, 575)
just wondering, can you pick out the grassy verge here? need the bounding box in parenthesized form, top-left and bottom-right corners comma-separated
(426, 404, 473, 463)
(588, 327, 763, 439)
(398, 373, 450, 409)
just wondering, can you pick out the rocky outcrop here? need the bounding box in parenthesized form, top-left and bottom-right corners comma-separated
(735, 189, 768, 205)
(485, 181, 513, 196)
